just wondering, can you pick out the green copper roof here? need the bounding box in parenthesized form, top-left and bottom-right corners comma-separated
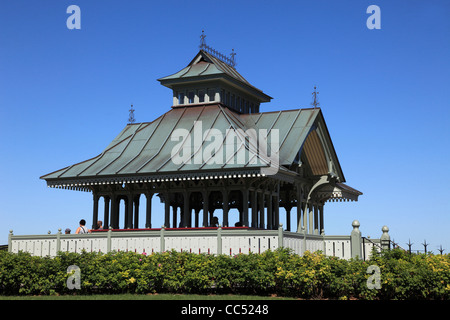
(40, 105, 342, 185)
(158, 50, 272, 102)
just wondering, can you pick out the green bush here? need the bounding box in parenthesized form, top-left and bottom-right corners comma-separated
(0, 248, 449, 299)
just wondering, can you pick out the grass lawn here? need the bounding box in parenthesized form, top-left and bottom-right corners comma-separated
(0, 293, 297, 300)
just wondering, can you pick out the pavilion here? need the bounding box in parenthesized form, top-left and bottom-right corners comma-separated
(40, 38, 362, 236)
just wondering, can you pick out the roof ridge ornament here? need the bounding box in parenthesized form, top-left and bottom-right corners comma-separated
(311, 86, 320, 109)
(199, 30, 206, 49)
(230, 48, 236, 67)
(128, 104, 135, 124)
(198, 30, 237, 68)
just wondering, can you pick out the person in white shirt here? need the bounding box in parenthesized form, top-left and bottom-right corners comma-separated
(75, 219, 91, 234)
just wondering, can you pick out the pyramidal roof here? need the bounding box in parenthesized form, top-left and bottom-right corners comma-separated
(40, 105, 331, 184)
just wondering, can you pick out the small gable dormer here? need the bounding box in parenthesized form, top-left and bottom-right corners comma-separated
(158, 48, 272, 114)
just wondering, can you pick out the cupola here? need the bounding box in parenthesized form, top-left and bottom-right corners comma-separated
(158, 32, 272, 114)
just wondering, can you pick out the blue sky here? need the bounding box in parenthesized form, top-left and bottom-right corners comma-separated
(1, 0, 449, 252)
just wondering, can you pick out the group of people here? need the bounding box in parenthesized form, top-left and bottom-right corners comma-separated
(209, 216, 243, 227)
(64, 219, 103, 234)
(65, 218, 242, 233)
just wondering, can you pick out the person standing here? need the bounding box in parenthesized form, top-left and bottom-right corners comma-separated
(75, 219, 91, 234)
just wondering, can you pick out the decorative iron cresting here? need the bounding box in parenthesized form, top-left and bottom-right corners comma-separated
(199, 30, 236, 68)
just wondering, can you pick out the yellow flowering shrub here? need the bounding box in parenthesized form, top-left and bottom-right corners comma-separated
(0, 248, 449, 299)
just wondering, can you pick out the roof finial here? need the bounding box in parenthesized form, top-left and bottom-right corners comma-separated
(230, 48, 237, 68)
(128, 104, 135, 124)
(200, 30, 206, 50)
(311, 86, 320, 109)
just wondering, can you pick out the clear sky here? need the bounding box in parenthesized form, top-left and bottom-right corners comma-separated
(1, 0, 449, 253)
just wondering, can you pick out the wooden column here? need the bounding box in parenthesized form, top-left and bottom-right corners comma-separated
(111, 194, 119, 229)
(92, 193, 99, 230)
(267, 193, 273, 229)
(103, 196, 110, 230)
(202, 190, 209, 227)
(195, 208, 200, 228)
(127, 194, 133, 229)
(164, 192, 170, 228)
(302, 201, 307, 233)
(259, 191, 265, 229)
(296, 186, 303, 233)
(314, 203, 319, 235)
(250, 189, 258, 228)
(134, 194, 140, 229)
(145, 192, 152, 228)
(285, 206, 292, 231)
(319, 204, 324, 235)
(172, 206, 178, 229)
(242, 189, 249, 227)
(308, 202, 313, 234)
(209, 207, 214, 227)
(222, 189, 229, 227)
(274, 191, 280, 229)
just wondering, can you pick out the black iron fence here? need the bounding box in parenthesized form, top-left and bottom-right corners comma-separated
(361, 237, 446, 260)
(389, 239, 445, 255)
